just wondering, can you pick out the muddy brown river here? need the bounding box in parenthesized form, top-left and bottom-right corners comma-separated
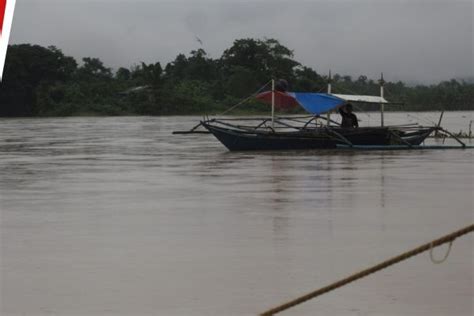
(1, 112, 473, 315)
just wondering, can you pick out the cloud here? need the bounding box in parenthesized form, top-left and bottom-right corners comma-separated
(10, 0, 474, 83)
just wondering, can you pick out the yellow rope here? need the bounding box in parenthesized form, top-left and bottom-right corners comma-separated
(260, 224, 474, 316)
(429, 240, 453, 264)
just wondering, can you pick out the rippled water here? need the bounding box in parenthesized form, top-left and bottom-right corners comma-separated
(1, 113, 473, 316)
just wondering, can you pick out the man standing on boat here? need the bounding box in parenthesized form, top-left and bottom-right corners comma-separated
(339, 103, 359, 128)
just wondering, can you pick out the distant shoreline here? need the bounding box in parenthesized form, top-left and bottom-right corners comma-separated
(1, 41, 473, 117)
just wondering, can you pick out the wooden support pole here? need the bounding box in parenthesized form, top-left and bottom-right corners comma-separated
(271, 79, 275, 130)
(379, 73, 385, 127)
(327, 70, 332, 126)
(435, 111, 445, 137)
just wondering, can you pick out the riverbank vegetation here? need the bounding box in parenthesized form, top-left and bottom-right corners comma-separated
(1, 39, 473, 117)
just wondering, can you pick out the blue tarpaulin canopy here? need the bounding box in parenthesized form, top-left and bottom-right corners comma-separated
(287, 93, 345, 115)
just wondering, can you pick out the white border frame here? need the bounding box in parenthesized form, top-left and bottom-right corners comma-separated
(0, 0, 17, 80)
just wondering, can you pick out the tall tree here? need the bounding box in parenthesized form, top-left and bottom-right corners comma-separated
(0, 44, 77, 116)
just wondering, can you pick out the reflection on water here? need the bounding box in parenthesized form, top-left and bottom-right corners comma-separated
(1, 113, 473, 316)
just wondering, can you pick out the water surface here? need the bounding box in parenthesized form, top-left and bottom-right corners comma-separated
(1, 113, 473, 316)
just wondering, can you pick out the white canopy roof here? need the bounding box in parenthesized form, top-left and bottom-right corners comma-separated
(332, 94, 388, 104)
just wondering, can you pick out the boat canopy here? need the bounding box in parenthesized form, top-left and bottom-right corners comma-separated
(256, 91, 388, 115)
(332, 94, 388, 104)
(288, 93, 343, 115)
(254, 90, 300, 109)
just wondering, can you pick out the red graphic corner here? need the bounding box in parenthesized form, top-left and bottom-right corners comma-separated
(1, 0, 16, 80)
(0, 0, 6, 34)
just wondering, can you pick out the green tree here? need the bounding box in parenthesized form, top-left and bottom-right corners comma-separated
(0, 44, 77, 116)
(220, 38, 300, 96)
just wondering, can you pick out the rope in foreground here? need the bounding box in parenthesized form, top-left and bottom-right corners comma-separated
(260, 224, 474, 316)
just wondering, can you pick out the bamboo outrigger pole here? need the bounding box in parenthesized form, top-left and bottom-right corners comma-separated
(327, 70, 332, 126)
(271, 79, 275, 130)
(379, 72, 385, 127)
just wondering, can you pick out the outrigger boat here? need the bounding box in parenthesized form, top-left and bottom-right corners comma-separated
(199, 119, 436, 151)
(174, 74, 470, 151)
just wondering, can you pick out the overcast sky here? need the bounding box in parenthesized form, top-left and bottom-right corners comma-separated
(10, 0, 474, 84)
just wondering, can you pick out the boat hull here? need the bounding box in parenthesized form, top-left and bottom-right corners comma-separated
(201, 121, 434, 151)
(202, 123, 336, 151)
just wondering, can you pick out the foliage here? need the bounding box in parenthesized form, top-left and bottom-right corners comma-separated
(1, 40, 473, 117)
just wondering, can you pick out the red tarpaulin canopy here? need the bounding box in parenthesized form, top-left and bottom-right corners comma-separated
(255, 91, 299, 110)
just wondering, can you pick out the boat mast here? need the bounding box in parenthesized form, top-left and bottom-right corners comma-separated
(327, 70, 332, 126)
(271, 79, 275, 129)
(379, 73, 385, 127)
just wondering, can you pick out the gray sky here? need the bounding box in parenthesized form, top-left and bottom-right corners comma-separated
(10, 0, 474, 84)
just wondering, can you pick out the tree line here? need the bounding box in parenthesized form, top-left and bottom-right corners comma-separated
(0, 39, 473, 117)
